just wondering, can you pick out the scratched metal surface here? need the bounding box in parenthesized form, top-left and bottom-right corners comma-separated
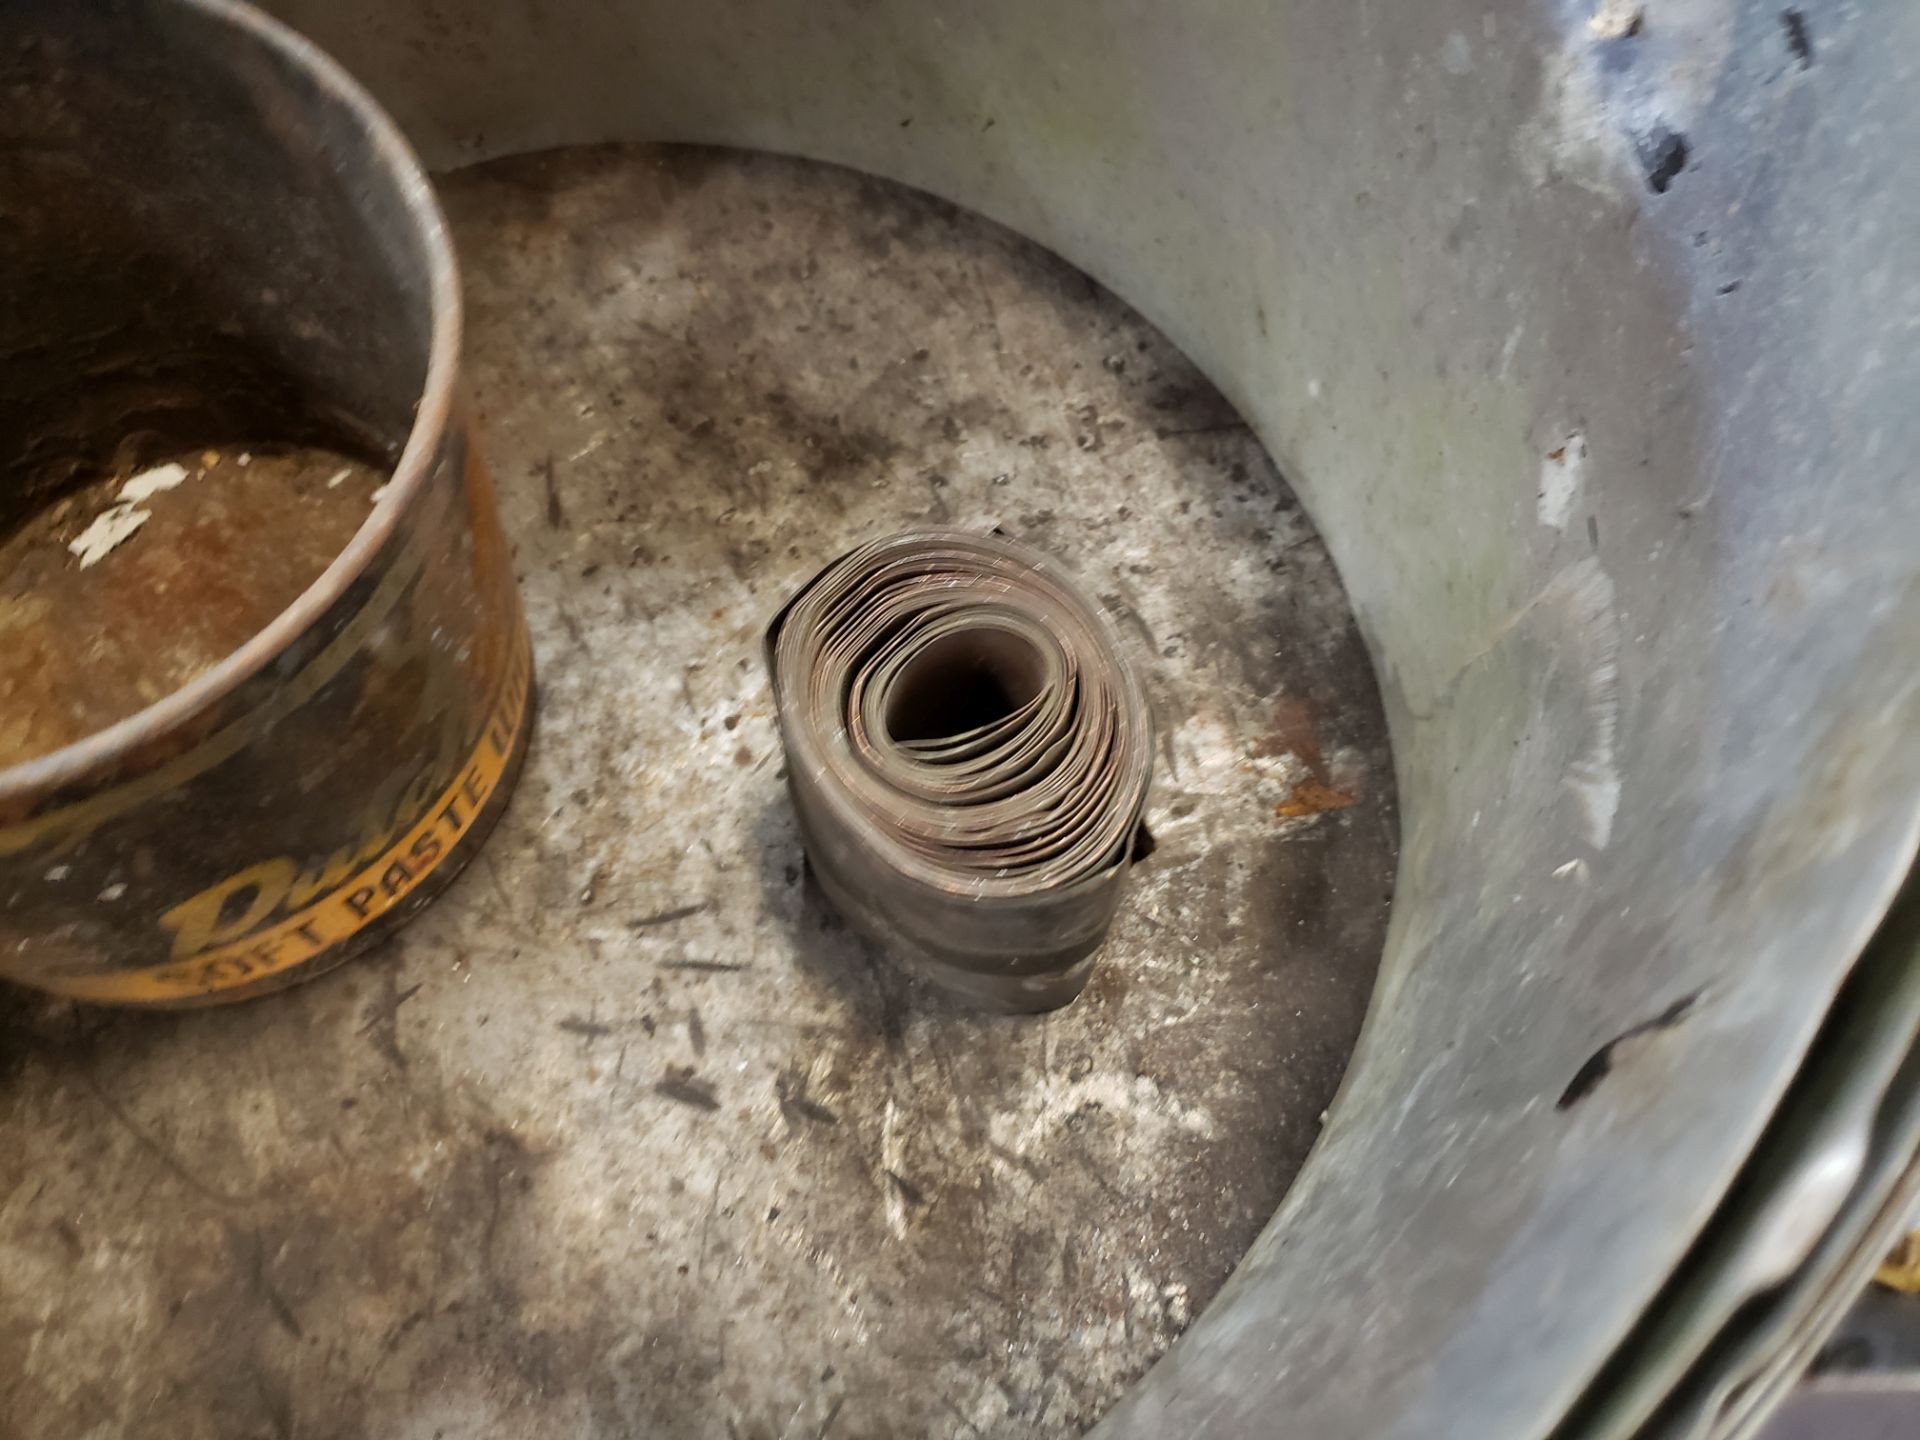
(0, 146, 1396, 1440)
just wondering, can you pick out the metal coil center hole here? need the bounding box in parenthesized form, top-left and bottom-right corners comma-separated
(883, 628, 1047, 743)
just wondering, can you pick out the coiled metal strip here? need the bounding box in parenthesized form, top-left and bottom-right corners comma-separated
(767, 530, 1152, 1011)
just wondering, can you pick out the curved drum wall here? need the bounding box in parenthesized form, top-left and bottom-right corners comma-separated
(259, 1, 1920, 1434)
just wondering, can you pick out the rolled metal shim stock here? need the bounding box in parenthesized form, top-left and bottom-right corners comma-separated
(767, 530, 1153, 1012)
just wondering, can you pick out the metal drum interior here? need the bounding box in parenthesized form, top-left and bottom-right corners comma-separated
(4, 1, 1918, 1437)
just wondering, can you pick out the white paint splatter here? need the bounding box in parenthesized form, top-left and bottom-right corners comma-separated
(69, 462, 193, 568)
(1588, 0, 1644, 40)
(989, 1070, 1217, 1160)
(1499, 323, 1525, 378)
(1538, 432, 1587, 531)
(68, 505, 152, 568)
(1515, 47, 1624, 197)
(1541, 558, 1622, 849)
(1170, 713, 1310, 808)
(118, 462, 189, 504)
(1161, 1281, 1192, 1329)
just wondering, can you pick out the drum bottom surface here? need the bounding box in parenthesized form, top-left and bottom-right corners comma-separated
(0, 145, 1396, 1440)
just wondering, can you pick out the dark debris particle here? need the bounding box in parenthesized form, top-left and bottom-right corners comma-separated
(775, 1072, 841, 1127)
(627, 901, 711, 930)
(1781, 9, 1813, 68)
(655, 1071, 720, 1111)
(1558, 991, 1701, 1110)
(356, 981, 424, 1036)
(558, 1015, 614, 1038)
(1716, 280, 1742, 295)
(885, 1169, 928, 1206)
(541, 455, 565, 529)
(1637, 127, 1690, 194)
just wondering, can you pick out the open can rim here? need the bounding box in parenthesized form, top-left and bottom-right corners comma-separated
(0, 0, 463, 806)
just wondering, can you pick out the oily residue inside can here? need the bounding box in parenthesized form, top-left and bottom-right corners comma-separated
(0, 445, 386, 769)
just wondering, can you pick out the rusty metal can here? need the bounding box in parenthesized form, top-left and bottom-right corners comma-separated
(0, 0, 532, 1005)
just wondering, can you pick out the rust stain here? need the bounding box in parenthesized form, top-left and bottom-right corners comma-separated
(1877, 1233, 1920, 1294)
(1274, 778, 1356, 819)
(0, 445, 384, 769)
(1253, 695, 1329, 782)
